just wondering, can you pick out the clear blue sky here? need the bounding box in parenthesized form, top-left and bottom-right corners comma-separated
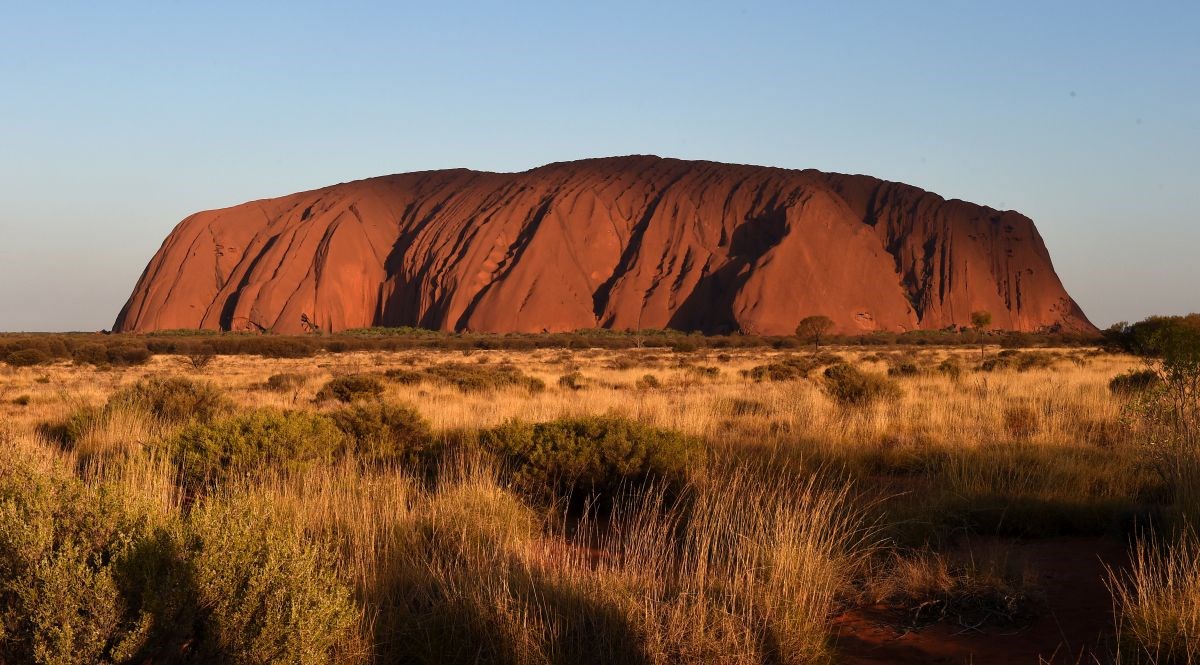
(1, 1, 1196, 331)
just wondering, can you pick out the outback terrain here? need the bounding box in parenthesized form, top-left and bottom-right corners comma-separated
(1, 322, 1196, 664)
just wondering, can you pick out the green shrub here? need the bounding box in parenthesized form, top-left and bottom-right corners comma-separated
(110, 376, 229, 425)
(263, 372, 306, 392)
(315, 374, 385, 403)
(330, 401, 437, 467)
(169, 409, 348, 490)
(181, 496, 356, 663)
(823, 363, 901, 408)
(480, 416, 703, 502)
(4, 349, 50, 367)
(1109, 369, 1161, 396)
(0, 449, 157, 664)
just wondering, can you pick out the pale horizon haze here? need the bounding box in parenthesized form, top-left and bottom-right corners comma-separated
(1, 2, 1197, 331)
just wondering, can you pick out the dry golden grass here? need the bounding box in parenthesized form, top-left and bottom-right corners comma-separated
(0, 346, 1137, 447)
(1108, 528, 1200, 663)
(0, 344, 1182, 663)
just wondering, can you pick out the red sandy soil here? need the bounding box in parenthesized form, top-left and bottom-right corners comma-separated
(115, 156, 1093, 335)
(834, 537, 1127, 664)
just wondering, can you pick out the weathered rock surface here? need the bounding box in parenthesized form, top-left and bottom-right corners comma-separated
(115, 156, 1093, 335)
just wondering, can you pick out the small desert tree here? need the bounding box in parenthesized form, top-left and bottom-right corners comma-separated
(796, 315, 835, 350)
(1125, 316, 1200, 522)
(970, 310, 992, 358)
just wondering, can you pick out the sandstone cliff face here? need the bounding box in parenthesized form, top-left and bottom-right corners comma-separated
(114, 156, 1093, 335)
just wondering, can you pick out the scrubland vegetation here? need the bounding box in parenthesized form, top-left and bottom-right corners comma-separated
(0, 317, 1198, 663)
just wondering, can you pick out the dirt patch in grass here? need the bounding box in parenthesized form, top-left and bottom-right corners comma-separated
(835, 537, 1127, 665)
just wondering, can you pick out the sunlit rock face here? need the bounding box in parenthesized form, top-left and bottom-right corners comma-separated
(115, 156, 1093, 335)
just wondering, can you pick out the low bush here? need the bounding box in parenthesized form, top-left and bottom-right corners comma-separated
(182, 496, 356, 663)
(937, 357, 964, 380)
(558, 371, 585, 391)
(169, 409, 349, 490)
(0, 449, 152, 664)
(385, 362, 545, 393)
(480, 416, 703, 503)
(71, 342, 110, 365)
(636, 374, 661, 390)
(671, 340, 698, 353)
(247, 337, 318, 359)
(744, 352, 844, 382)
(1109, 368, 1162, 396)
(744, 355, 820, 382)
(330, 401, 437, 467)
(110, 376, 229, 425)
(385, 368, 426, 385)
(11, 394, 30, 406)
(316, 374, 385, 403)
(0, 445, 357, 664)
(887, 361, 922, 377)
(3, 348, 50, 367)
(823, 363, 901, 408)
(422, 362, 545, 393)
(105, 343, 152, 366)
(264, 372, 307, 392)
(980, 350, 1058, 373)
(186, 346, 217, 370)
